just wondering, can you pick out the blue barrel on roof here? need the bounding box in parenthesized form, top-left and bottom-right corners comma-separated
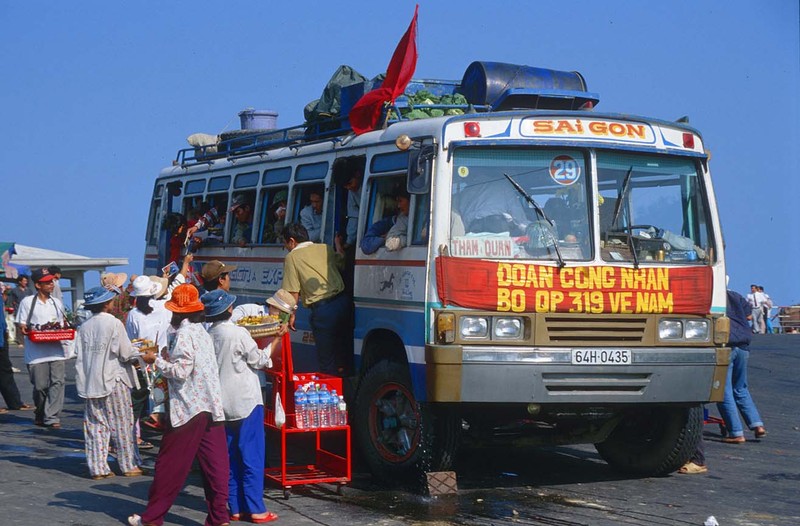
(459, 61, 592, 110)
(239, 109, 278, 130)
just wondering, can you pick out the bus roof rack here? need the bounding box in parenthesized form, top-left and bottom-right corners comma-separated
(174, 61, 600, 166)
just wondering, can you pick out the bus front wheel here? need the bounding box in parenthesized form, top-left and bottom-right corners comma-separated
(353, 361, 434, 482)
(594, 405, 702, 476)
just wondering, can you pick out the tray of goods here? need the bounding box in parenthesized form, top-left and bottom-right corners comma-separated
(28, 322, 76, 342)
(131, 338, 158, 354)
(236, 315, 281, 337)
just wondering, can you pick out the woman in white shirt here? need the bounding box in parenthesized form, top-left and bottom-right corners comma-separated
(126, 275, 172, 441)
(202, 289, 283, 523)
(128, 284, 228, 526)
(126, 275, 171, 349)
(74, 287, 141, 480)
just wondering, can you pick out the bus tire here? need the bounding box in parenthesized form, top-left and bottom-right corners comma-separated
(429, 407, 461, 472)
(594, 405, 702, 476)
(353, 360, 433, 482)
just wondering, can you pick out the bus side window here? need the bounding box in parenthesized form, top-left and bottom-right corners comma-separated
(202, 193, 228, 244)
(332, 155, 366, 248)
(293, 184, 324, 242)
(361, 176, 407, 254)
(364, 177, 401, 226)
(229, 191, 256, 245)
(259, 187, 288, 244)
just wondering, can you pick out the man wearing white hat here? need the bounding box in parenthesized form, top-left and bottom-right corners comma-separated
(126, 275, 172, 436)
(126, 276, 171, 351)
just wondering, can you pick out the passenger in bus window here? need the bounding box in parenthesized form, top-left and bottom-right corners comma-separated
(185, 201, 225, 245)
(261, 189, 287, 244)
(230, 194, 254, 247)
(361, 185, 410, 254)
(333, 157, 364, 249)
(299, 189, 323, 242)
(164, 213, 187, 264)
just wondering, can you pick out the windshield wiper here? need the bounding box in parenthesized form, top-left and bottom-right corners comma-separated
(503, 173, 565, 268)
(609, 166, 639, 268)
(610, 166, 633, 230)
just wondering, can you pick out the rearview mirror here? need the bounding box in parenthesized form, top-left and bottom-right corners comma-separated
(407, 144, 435, 194)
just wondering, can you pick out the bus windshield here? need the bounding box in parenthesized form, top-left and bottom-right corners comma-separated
(598, 152, 715, 264)
(449, 148, 714, 264)
(450, 148, 591, 260)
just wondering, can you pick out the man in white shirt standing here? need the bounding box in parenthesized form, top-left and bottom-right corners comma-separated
(747, 284, 766, 334)
(15, 267, 69, 428)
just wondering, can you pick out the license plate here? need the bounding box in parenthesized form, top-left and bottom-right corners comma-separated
(571, 349, 632, 365)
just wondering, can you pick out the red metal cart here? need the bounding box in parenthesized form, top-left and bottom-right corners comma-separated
(261, 332, 351, 499)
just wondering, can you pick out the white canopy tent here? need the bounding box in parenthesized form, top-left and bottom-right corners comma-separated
(9, 244, 129, 312)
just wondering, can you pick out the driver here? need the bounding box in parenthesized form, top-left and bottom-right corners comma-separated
(457, 182, 529, 236)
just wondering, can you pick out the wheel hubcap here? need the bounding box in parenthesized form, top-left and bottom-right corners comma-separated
(369, 382, 421, 462)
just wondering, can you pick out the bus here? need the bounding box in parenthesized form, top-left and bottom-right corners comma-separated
(143, 61, 730, 480)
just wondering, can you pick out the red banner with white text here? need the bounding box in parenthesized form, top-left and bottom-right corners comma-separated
(435, 257, 713, 314)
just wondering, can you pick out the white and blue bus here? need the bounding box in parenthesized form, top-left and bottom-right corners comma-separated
(144, 61, 729, 480)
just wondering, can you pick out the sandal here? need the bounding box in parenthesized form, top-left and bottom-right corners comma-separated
(250, 512, 279, 523)
(754, 426, 767, 438)
(722, 435, 745, 444)
(678, 461, 708, 474)
(138, 440, 154, 450)
(142, 416, 164, 431)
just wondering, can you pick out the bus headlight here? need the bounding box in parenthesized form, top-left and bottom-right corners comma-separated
(494, 317, 523, 340)
(684, 320, 710, 341)
(659, 320, 683, 340)
(460, 316, 489, 339)
(659, 318, 710, 342)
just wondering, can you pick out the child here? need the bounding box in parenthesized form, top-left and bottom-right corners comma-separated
(230, 288, 298, 324)
(202, 289, 285, 523)
(74, 286, 142, 480)
(266, 288, 298, 323)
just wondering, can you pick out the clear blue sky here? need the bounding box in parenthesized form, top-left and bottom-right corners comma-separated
(2, 1, 798, 305)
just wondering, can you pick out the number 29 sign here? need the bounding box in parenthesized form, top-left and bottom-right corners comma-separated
(549, 155, 581, 185)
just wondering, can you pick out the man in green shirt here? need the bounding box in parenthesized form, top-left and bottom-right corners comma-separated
(281, 223, 351, 375)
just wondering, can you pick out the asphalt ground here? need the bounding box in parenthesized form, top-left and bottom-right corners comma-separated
(1, 334, 798, 526)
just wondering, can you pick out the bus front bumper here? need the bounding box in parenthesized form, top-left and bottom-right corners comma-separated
(425, 344, 730, 404)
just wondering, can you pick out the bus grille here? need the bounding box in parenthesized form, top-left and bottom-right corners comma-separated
(539, 315, 648, 344)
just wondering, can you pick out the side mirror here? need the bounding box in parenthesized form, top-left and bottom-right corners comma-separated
(407, 144, 435, 194)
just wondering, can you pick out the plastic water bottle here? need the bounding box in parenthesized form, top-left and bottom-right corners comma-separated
(306, 385, 319, 429)
(337, 395, 348, 426)
(293, 386, 307, 430)
(330, 390, 339, 427)
(319, 385, 331, 428)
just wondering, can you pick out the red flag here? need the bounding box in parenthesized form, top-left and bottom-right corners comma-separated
(349, 5, 418, 135)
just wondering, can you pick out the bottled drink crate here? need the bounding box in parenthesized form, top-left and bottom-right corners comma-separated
(261, 332, 350, 499)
